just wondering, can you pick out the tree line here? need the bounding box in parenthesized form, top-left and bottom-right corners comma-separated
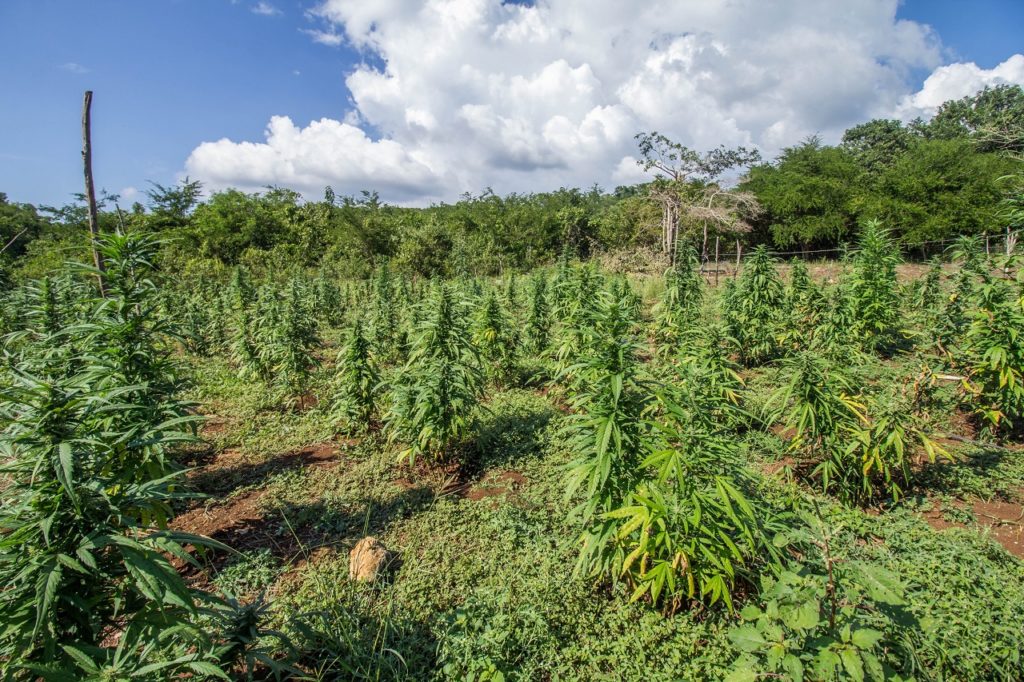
(2, 85, 1021, 281)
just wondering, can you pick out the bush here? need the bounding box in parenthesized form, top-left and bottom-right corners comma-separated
(386, 284, 484, 463)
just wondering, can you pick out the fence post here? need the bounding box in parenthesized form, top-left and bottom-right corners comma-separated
(734, 239, 741, 279)
(714, 236, 720, 287)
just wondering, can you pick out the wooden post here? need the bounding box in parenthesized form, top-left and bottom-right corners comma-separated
(1008, 226, 1013, 257)
(714, 236, 720, 286)
(985, 233, 990, 258)
(82, 90, 106, 297)
(1, 228, 28, 255)
(734, 239, 741, 278)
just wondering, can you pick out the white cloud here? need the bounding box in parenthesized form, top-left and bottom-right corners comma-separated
(301, 28, 344, 46)
(59, 62, 90, 74)
(185, 0, 1019, 204)
(118, 186, 140, 203)
(896, 54, 1024, 120)
(184, 115, 445, 201)
(251, 1, 280, 17)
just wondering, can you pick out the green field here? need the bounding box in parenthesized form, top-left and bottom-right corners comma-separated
(2, 223, 1023, 680)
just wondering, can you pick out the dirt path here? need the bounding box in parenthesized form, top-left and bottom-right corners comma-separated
(172, 442, 346, 570)
(922, 497, 1024, 558)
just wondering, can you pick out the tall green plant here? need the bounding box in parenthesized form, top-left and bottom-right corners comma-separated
(386, 285, 483, 464)
(331, 319, 379, 432)
(653, 246, 703, 358)
(959, 274, 1024, 433)
(728, 246, 785, 366)
(525, 272, 551, 354)
(472, 290, 519, 386)
(849, 220, 902, 352)
(564, 294, 768, 610)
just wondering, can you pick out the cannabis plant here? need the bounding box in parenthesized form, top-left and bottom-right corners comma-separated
(728, 246, 785, 366)
(77, 232, 194, 482)
(768, 353, 866, 498)
(0, 372, 225, 678)
(913, 257, 943, 312)
(472, 290, 519, 386)
(268, 277, 320, 406)
(674, 324, 747, 429)
(849, 220, 902, 352)
(371, 265, 401, 361)
(331, 318, 379, 432)
(653, 246, 703, 358)
(607, 393, 768, 611)
(787, 259, 814, 306)
(386, 285, 484, 463)
(565, 293, 768, 611)
(525, 272, 551, 353)
(0, 235, 238, 677)
(959, 275, 1024, 433)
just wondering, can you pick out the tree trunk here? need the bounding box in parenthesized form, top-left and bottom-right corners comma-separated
(82, 90, 106, 297)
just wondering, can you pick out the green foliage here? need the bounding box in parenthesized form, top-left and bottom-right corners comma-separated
(0, 235, 245, 678)
(269, 277, 320, 402)
(786, 260, 814, 305)
(959, 268, 1024, 433)
(728, 513, 914, 682)
(770, 353, 949, 505)
(524, 272, 551, 354)
(867, 138, 1016, 243)
(769, 353, 866, 502)
(473, 290, 519, 386)
(849, 220, 902, 351)
(744, 138, 862, 247)
(371, 265, 402, 358)
(386, 284, 484, 463)
(331, 318, 379, 432)
(911, 257, 943, 314)
(564, 293, 768, 610)
(727, 246, 785, 366)
(842, 118, 916, 174)
(653, 246, 703, 357)
(674, 324, 747, 428)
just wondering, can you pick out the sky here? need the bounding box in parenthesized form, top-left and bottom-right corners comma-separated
(0, 0, 1022, 209)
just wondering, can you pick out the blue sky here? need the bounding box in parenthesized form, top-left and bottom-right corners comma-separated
(0, 0, 1022, 208)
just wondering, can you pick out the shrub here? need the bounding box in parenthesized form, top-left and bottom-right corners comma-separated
(386, 284, 484, 463)
(472, 290, 519, 386)
(849, 220, 902, 352)
(728, 512, 914, 681)
(653, 246, 703, 358)
(565, 293, 769, 610)
(727, 246, 785, 366)
(331, 318, 379, 432)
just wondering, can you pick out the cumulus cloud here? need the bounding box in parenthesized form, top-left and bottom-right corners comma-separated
(184, 0, 1018, 204)
(185, 116, 444, 201)
(896, 54, 1024, 119)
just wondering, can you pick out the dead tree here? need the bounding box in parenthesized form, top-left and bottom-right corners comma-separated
(634, 132, 759, 263)
(82, 90, 106, 297)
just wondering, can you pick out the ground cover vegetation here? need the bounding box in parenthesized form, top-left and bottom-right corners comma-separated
(0, 85, 1022, 680)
